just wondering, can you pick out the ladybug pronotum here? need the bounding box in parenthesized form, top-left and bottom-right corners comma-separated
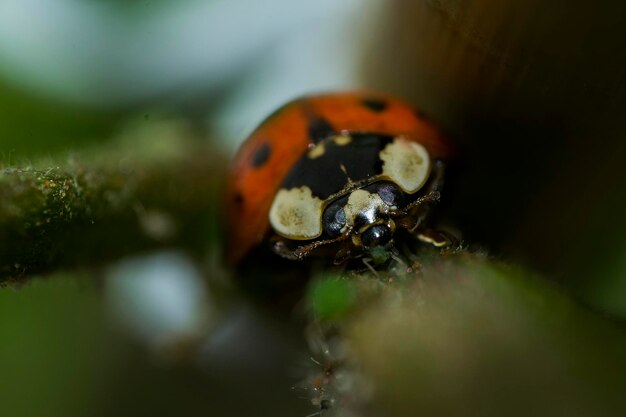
(226, 92, 453, 265)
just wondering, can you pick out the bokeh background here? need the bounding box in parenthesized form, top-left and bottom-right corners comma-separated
(1, 1, 625, 416)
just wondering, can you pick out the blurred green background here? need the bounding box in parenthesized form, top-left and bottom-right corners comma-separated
(1, 1, 625, 416)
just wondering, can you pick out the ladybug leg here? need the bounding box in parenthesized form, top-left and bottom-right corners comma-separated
(271, 238, 305, 261)
(428, 160, 446, 193)
(361, 258, 380, 277)
(393, 190, 441, 220)
(415, 229, 459, 248)
(391, 190, 441, 236)
(333, 246, 353, 265)
(393, 161, 459, 248)
(271, 235, 349, 261)
(396, 203, 458, 249)
(271, 237, 318, 260)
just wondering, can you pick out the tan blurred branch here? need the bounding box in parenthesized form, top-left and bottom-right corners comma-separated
(306, 254, 626, 417)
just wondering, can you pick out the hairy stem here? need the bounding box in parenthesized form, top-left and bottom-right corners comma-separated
(0, 133, 225, 283)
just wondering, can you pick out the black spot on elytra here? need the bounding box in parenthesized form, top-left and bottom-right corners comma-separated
(414, 108, 428, 120)
(362, 98, 388, 112)
(307, 116, 335, 144)
(251, 142, 271, 168)
(233, 192, 244, 207)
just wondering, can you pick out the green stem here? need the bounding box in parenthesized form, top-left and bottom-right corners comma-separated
(0, 136, 225, 283)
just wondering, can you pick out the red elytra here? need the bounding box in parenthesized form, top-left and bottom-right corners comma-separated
(225, 92, 453, 264)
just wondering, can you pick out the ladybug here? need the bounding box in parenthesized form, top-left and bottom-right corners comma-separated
(226, 92, 453, 265)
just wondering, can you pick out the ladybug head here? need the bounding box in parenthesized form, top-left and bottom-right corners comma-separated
(322, 182, 402, 251)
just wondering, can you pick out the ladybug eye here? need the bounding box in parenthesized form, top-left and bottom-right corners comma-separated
(322, 202, 347, 237)
(376, 183, 404, 208)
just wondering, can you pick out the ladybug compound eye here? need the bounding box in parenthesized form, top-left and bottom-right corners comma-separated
(322, 201, 347, 238)
(361, 224, 393, 248)
(375, 183, 404, 208)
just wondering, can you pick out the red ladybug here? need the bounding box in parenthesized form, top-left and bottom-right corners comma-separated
(226, 92, 453, 265)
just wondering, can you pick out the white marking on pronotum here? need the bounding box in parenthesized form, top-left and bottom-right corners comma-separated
(308, 135, 351, 159)
(380, 137, 431, 193)
(332, 134, 352, 146)
(269, 186, 324, 240)
(307, 142, 326, 159)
